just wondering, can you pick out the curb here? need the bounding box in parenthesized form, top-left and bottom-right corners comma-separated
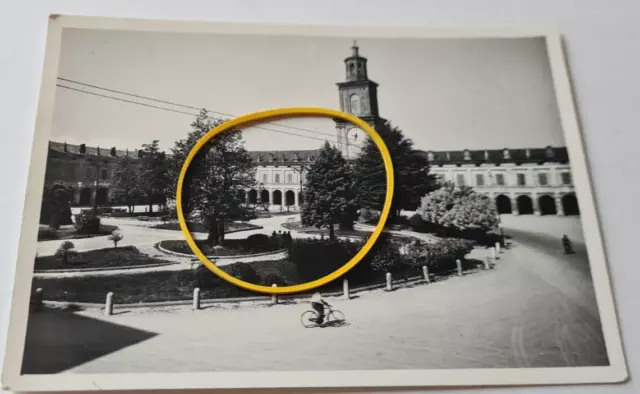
(156, 241, 288, 261)
(33, 261, 178, 275)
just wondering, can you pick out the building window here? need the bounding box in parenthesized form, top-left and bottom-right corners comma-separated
(262, 173, 267, 183)
(287, 174, 293, 184)
(85, 167, 93, 178)
(476, 174, 484, 186)
(350, 94, 362, 115)
(517, 173, 526, 186)
(495, 173, 505, 186)
(100, 168, 108, 179)
(456, 174, 465, 186)
(275, 174, 280, 183)
(538, 173, 548, 186)
(561, 172, 572, 185)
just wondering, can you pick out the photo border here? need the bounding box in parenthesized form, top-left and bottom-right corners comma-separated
(1, 15, 629, 391)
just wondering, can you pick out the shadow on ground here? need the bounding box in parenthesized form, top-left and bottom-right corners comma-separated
(21, 308, 158, 374)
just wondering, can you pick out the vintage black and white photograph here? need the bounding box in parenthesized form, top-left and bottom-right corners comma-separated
(1, 16, 627, 391)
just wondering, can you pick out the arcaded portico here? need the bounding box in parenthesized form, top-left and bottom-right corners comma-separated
(427, 146, 579, 216)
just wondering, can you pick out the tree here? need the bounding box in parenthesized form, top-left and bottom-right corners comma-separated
(301, 142, 358, 241)
(417, 182, 499, 234)
(111, 156, 142, 214)
(108, 230, 123, 248)
(352, 122, 438, 219)
(169, 109, 256, 246)
(137, 140, 171, 213)
(40, 183, 73, 228)
(55, 241, 77, 265)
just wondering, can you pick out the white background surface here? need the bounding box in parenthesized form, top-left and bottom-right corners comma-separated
(0, 1, 637, 393)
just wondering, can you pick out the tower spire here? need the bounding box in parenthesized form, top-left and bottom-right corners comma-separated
(351, 40, 359, 56)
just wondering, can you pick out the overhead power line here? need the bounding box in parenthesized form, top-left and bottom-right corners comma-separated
(57, 77, 348, 141)
(56, 83, 365, 148)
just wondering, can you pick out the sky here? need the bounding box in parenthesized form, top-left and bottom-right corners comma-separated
(51, 28, 566, 153)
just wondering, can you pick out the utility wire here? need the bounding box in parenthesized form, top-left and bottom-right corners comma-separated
(57, 77, 349, 141)
(57, 83, 365, 148)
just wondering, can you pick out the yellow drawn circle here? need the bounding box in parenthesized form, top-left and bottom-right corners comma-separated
(176, 107, 394, 295)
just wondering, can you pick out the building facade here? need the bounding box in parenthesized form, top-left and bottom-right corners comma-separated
(425, 147, 578, 216)
(43, 42, 578, 216)
(44, 141, 140, 207)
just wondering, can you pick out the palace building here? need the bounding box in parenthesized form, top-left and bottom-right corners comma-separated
(43, 42, 578, 216)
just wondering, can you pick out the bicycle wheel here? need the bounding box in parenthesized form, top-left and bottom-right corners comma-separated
(300, 310, 318, 328)
(327, 310, 345, 324)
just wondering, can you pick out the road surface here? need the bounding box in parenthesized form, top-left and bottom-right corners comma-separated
(23, 217, 609, 373)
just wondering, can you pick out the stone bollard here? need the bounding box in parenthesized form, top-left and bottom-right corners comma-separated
(456, 259, 463, 276)
(422, 266, 430, 283)
(495, 242, 501, 255)
(484, 256, 491, 270)
(105, 292, 114, 316)
(33, 288, 43, 312)
(272, 283, 278, 304)
(492, 246, 498, 261)
(343, 278, 350, 299)
(193, 288, 200, 310)
(385, 272, 393, 291)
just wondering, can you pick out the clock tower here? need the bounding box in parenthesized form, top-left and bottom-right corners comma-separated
(335, 41, 387, 159)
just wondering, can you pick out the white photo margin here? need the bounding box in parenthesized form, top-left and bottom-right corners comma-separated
(1, 15, 629, 392)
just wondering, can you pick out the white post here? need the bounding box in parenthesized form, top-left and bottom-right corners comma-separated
(484, 256, 491, 270)
(385, 272, 392, 291)
(105, 292, 114, 316)
(456, 259, 463, 276)
(193, 288, 200, 310)
(492, 246, 498, 261)
(33, 288, 43, 311)
(495, 242, 501, 255)
(422, 265, 430, 283)
(343, 278, 350, 299)
(272, 283, 278, 304)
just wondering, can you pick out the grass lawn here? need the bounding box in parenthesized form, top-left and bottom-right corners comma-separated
(32, 259, 296, 303)
(150, 221, 261, 233)
(37, 224, 118, 242)
(34, 246, 173, 271)
(159, 237, 283, 257)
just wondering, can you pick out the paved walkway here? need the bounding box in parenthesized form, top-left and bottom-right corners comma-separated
(22, 229, 608, 373)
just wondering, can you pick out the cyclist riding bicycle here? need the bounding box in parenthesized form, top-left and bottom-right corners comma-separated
(310, 292, 330, 324)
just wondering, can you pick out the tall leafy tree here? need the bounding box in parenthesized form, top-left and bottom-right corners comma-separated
(111, 156, 142, 214)
(137, 140, 170, 213)
(353, 122, 438, 219)
(170, 109, 256, 246)
(301, 142, 358, 241)
(40, 183, 73, 228)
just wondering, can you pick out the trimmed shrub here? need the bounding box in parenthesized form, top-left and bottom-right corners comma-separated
(406, 238, 475, 274)
(262, 273, 288, 287)
(408, 214, 426, 231)
(226, 262, 260, 285)
(368, 234, 406, 274)
(247, 233, 271, 248)
(288, 238, 362, 283)
(359, 208, 380, 223)
(74, 213, 101, 234)
(38, 225, 58, 241)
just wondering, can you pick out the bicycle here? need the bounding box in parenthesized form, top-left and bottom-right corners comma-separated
(300, 305, 345, 328)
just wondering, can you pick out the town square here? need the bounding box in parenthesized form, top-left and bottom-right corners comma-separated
(20, 29, 608, 375)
